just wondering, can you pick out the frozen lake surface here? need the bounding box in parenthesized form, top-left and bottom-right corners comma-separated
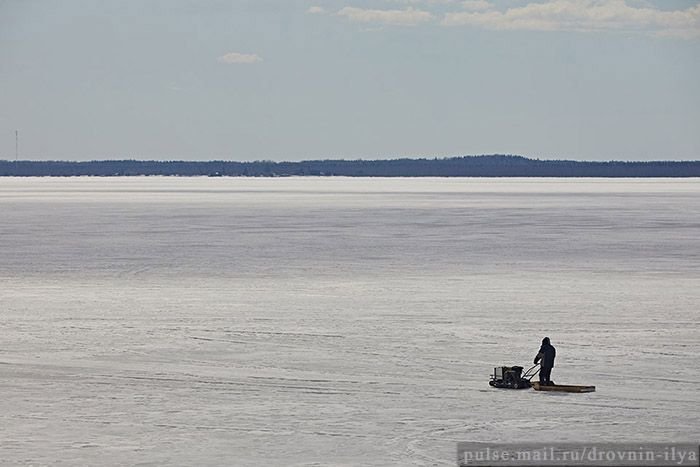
(1, 177, 699, 466)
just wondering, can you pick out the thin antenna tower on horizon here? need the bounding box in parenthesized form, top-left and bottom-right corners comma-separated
(15, 129, 19, 161)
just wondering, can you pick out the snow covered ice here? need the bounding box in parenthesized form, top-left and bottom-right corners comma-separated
(1, 177, 699, 466)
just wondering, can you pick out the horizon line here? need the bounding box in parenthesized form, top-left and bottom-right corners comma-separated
(2, 155, 700, 164)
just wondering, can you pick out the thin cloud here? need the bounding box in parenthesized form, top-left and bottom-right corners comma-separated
(461, 0, 492, 11)
(442, 0, 700, 38)
(338, 6, 434, 26)
(217, 52, 263, 64)
(307, 6, 326, 14)
(387, 0, 456, 4)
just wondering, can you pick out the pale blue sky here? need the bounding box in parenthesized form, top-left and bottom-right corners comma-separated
(1, 0, 699, 161)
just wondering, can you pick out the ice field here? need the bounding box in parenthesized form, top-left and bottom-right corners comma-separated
(1, 177, 699, 465)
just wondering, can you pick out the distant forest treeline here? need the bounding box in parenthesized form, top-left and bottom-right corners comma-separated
(1, 155, 699, 177)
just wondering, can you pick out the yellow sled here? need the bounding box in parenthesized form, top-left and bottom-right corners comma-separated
(532, 382, 595, 393)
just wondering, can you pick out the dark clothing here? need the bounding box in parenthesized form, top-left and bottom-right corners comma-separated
(534, 342, 556, 369)
(539, 366, 553, 385)
(534, 338, 556, 385)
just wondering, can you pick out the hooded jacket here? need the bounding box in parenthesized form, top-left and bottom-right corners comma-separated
(535, 337, 556, 369)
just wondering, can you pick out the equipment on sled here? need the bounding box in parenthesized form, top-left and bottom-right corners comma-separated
(488, 364, 539, 389)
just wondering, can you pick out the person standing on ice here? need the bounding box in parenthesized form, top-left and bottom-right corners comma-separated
(534, 337, 556, 385)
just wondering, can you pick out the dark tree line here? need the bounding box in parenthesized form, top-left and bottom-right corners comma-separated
(1, 155, 699, 177)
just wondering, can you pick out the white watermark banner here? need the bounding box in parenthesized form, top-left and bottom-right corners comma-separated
(457, 443, 699, 466)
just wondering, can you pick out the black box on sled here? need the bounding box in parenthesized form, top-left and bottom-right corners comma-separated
(489, 366, 531, 389)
